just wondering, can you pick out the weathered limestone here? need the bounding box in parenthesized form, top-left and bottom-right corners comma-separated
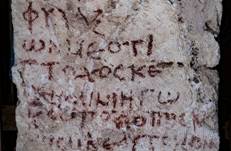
(12, 0, 222, 150)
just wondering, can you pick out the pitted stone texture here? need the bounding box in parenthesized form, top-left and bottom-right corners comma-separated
(12, 0, 222, 150)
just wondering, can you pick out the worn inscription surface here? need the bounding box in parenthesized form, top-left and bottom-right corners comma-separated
(12, 0, 222, 150)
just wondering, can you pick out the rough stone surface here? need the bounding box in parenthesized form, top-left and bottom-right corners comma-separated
(12, 0, 222, 150)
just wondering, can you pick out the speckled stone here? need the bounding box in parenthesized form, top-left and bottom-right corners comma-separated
(12, 0, 222, 150)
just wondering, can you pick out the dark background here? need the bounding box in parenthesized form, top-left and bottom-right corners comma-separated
(0, 0, 231, 150)
(218, 0, 231, 150)
(0, 0, 17, 150)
